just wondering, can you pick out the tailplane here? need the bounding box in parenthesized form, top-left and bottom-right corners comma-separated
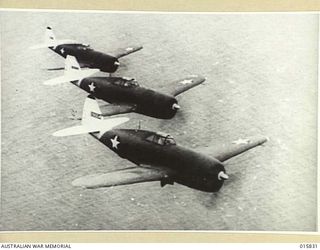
(43, 55, 99, 85)
(53, 95, 129, 137)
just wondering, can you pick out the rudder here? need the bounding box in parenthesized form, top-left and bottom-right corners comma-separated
(82, 95, 102, 127)
(65, 55, 81, 75)
(45, 26, 56, 44)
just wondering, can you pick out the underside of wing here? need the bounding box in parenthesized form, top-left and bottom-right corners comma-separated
(198, 136, 268, 162)
(72, 166, 171, 189)
(112, 45, 143, 59)
(99, 103, 136, 116)
(166, 75, 206, 97)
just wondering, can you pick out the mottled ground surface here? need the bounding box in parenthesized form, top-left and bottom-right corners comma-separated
(0, 11, 318, 231)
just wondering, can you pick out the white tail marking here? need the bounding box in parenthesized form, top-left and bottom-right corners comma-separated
(43, 56, 99, 85)
(53, 96, 129, 137)
(65, 55, 81, 75)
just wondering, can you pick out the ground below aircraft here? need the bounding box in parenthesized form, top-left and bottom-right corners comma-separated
(44, 56, 206, 119)
(30, 27, 142, 73)
(53, 95, 268, 192)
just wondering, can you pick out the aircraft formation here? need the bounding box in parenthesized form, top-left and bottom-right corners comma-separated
(32, 27, 268, 193)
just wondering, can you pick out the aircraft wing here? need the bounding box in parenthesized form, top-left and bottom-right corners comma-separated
(100, 103, 136, 117)
(198, 136, 268, 162)
(166, 75, 206, 97)
(72, 166, 172, 189)
(112, 45, 143, 59)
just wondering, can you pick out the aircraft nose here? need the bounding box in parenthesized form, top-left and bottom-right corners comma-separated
(218, 171, 229, 181)
(172, 103, 180, 110)
(114, 61, 120, 66)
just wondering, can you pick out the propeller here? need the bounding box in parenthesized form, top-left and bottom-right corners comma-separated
(218, 171, 229, 180)
(172, 103, 181, 110)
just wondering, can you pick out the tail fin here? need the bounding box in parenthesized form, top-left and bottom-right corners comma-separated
(29, 26, 77, 50)
(43, 56, 99, 85)
(45, 26, 56, 44)
(82, 94, 103, 127)
(53, 95, 129, 137)
(64, 55, 81, 75)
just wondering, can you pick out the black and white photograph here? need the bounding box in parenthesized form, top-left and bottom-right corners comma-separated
(0, 10, 318, 231)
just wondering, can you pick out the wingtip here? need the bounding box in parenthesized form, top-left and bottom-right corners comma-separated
(52, 130, 63, 137)
(190, 74, 206, 84)
(263, 136, 270, 143)
(259, 136, 269, 145)
(72, 178, 85, 187)
(72, 176, 97, 189)
(199, 75, 206, 84)
(43, 81, 52, 86)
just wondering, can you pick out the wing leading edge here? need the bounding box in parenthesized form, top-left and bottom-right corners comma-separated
(72, 166, 172, 189)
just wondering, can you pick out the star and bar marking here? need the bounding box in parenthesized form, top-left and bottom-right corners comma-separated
(110, 135, 120, 149)
(88, 82, 96, 92)
(180, 79, 193, 85)
(232, 138, 250, 145)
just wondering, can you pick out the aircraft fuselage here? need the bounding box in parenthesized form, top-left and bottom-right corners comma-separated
(94, 129, 226, 192)
(77, 77, 178, 119)
(50, 44, 119, 73)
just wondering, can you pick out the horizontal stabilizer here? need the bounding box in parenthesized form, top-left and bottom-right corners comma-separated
(43, 68, 99, 85)
(198, 136, 268, 162)
(29, 39, 78, 50)
(113, 45, 143, 59)
(45, 67, 65, 71)
(53, 125, 96, 137)
(53, 117, 129, 137)
(167, 75, 206, 96)
(72, 166, 170, 189)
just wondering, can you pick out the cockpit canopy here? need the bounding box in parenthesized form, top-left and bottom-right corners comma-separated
(112, 77, 140, 88)
(146, 132, 176, 146)
(76, 43, 92, 50)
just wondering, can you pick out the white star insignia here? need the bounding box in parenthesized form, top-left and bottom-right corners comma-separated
(180, 79, 193, 85)
(126, 47, 134, 51)
(110, 135, 120, 149)
(232, 138, 250, 145)
(60, 48, 65, 54)
(88, 82, 96, 92)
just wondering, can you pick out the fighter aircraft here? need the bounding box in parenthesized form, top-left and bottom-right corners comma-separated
(53, 95, 268, 192)
(44, 55, 206, 119)
(30, 26, 143, 73)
